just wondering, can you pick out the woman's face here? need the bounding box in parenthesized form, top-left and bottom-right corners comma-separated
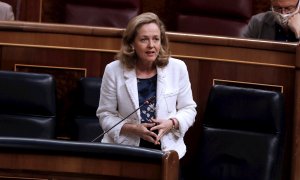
(132, 22, 161, 64)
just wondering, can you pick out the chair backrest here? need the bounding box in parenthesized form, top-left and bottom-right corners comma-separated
(0, 70, 56, 139)
(187, 85, 285, 180)
(72, 77, 103, 142)
(63, 0, 142, 28)
(175, 0, 253, 37)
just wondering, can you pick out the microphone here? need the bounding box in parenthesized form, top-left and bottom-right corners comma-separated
(91, 96, 156, 142)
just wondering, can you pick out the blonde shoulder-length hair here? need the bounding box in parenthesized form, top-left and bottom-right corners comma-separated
(115, 12, 170, 69)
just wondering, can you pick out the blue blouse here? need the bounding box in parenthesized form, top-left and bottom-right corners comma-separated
(137, 74, 160, 150)
(137, 74, 157, 123)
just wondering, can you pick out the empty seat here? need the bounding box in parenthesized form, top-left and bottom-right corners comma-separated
(175, 0, 253, 37)
(184, 85, 286, 180)
(72, 77, 103, 142)
(63, 0, 142, 28)
(0, 70, 56, 139)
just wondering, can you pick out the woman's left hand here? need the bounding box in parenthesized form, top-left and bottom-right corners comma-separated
(149, 118, 174, 145)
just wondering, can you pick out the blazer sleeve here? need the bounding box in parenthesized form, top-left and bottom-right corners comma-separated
(96, 62, 133, 144)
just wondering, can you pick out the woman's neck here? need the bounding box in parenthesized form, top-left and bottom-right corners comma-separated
(136, 63, 156, 79)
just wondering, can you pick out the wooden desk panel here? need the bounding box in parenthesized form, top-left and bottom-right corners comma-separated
(0, 153, 164, 179)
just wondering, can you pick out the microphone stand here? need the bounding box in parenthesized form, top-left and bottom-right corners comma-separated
(91, 96, 156, 142)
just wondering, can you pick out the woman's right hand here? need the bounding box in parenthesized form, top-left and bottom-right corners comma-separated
(121, 123, 158, 144)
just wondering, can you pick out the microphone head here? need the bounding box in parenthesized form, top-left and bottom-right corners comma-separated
(145, 96, 156, 104)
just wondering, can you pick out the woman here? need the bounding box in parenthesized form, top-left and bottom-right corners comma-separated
(96, 12, 197, 159)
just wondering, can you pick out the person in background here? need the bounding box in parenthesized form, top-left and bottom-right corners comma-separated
(0, 1, 14, 21)
(242, 0, 300, 42)
(96, 12, 197, 160)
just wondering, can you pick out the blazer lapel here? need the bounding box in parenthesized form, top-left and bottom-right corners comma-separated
(124, 69, 140, 110)
(123, 66, 166, 120)
(156, 67, 166, 114)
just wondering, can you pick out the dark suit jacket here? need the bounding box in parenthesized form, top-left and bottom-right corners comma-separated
(242, 11, 277, 40)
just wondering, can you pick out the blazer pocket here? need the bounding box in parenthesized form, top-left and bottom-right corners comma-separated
(163, 89, 179, 113)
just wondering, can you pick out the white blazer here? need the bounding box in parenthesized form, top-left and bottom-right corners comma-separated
(96, 57, 197, 158)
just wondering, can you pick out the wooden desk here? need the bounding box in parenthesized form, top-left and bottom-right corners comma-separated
(0, 21, 298, 180)
(0, 137, 179, 180)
